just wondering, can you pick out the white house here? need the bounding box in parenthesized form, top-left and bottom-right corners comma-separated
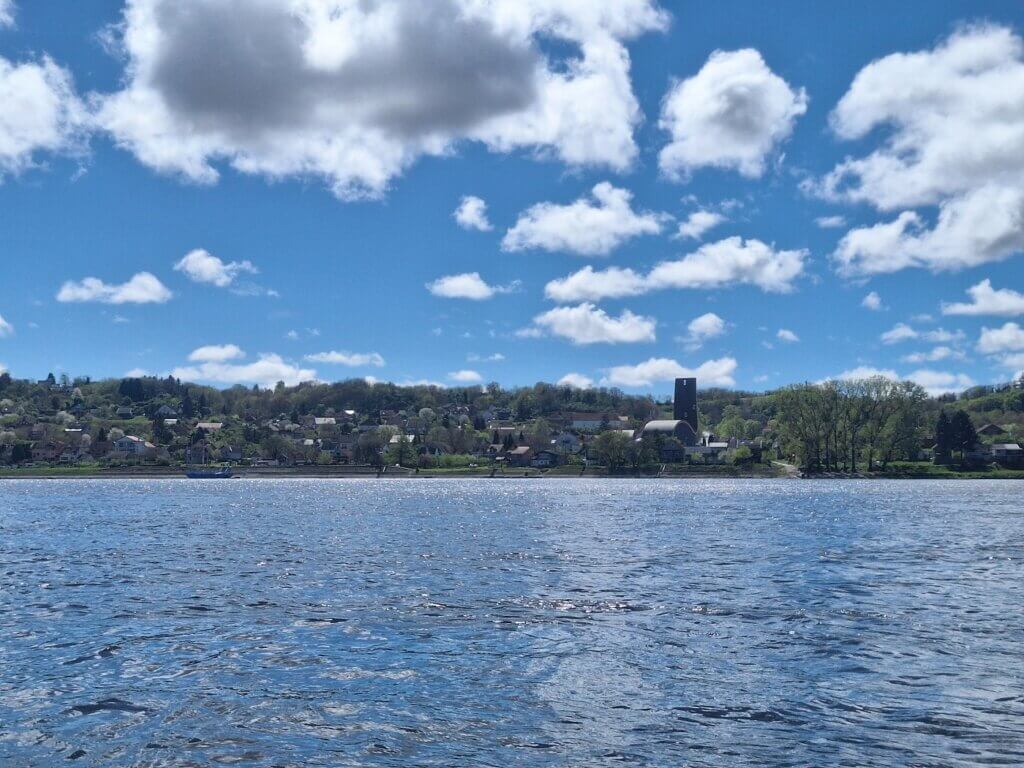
(113, 435, 156, 456)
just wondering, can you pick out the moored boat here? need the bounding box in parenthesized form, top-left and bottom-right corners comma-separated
(185, 468, 235, 479)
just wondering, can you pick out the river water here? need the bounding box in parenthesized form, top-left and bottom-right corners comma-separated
(1, 479, 1022, 766)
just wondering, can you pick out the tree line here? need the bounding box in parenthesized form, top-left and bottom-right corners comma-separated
(773, 378, 928, 472)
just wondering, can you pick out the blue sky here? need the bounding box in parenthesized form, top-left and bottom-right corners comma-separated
(2, 0, 1024, 396)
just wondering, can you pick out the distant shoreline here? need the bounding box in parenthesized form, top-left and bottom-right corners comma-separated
(1, 465, 1022, 480)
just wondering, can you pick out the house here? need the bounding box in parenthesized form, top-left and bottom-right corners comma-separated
(115, 406, 134, 419)
(506, 446, 533, 467)
(219, 445, 243, 462)
(31, 441, 65, 463)
(29, 423, 47, 440)
(991, 443, 1023, 468)
(185, 443, 210, 465)
(978, 423, 1007, 437)
(196, 422, 224, 432)
(565, 412, 630, 431)
(154, 405, 179, 418)
(59, 447, 85, 465)
(551, 432, 582, 453)
(89, 440, 113, 459)
(658, 441, 687, 463)
(334, 433, 360, 463)
(686, 442, 729, 464)
(531, 450, 561, 468)
(306, 416, 337, 429)
(113, 435, 156, 457)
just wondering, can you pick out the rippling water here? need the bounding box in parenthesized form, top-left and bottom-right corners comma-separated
(1, 479, 1023, 766)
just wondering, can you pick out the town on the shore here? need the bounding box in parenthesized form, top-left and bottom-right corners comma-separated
(0, 370, 1022, 476)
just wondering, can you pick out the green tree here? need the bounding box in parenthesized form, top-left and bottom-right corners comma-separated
(732, 445, 754, 465)
(950, 410, 978, 463)
(594, 431, 631, 472)
(387, 434, 415, 467)
(934, 410, 953, 462)
(181, 390, 195, 418)
(151, 417, 172, 445)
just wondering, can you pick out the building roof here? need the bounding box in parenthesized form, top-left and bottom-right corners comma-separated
(197, 422, 224, 431)
(641, 420, 684, 433)
(978, 423, 1007, 435)
(992, 443, 1022, 451)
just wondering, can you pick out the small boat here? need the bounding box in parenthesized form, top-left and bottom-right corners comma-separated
(185, 468, 235, 479)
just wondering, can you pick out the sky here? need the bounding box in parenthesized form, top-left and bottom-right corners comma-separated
(2, 0, 1024, 397)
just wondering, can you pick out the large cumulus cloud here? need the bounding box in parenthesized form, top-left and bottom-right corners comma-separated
(818, 25, 1024, 276)
(97, 0, 668, 199)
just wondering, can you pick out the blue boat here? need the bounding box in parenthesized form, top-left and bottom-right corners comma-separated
(185, 468, 235, 479)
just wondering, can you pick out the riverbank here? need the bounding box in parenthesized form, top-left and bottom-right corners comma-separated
(2, 462, 1022, 479)
(0, 463, 788, 480)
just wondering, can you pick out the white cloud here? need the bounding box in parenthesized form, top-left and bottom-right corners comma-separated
(96, 0, 668, 200)
(527, 302, 655, 345)
(833, 188, 1024, 276)
(675, 210, 725, 240)
(453, 195, 492, 231)
(821, 26, 1024, 275)
(468, 352, 505, 363)
(942, 279, 1024, 317)
(659, 48, 807, 180)
(396, 378, 448, 388)
(502, 182, 666, 256)
(647, 237, 806, 294)
(448, 369, 483, 384)
(862, 291, 883, 311)
(880, 324, 963, 346)
(188, 344, 245, 363)
(544, 265, 647, 303)
(172, 353, 314, 388)
(907, 369, 975, 397)
(924, 328, 965, 344)
(0, 1, 14, 27)
(305, 350, 385, 367)
(833, 366, 898, 382)
(978, 322, 1024, 355)
(557, 372, 595, 389)
(901, 346, 961, 364)
(682, 312, 727, 349)
(543, 237, 806, 302)
(832, 362, 972, 396)
(174, 249, 257, 288)
(602, 356, 737, 388)
(124, 367, 150, 378)
(776, 328, 799, 343)
(0, 54, 85, 176)
(815, 215, 846, 229)
(426, 272, 518, 300)
(998, 352, 1024, 371)
(880, 323, 918, 344)
(0, 314, 12, 337)
(57, 272, 173, 305)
